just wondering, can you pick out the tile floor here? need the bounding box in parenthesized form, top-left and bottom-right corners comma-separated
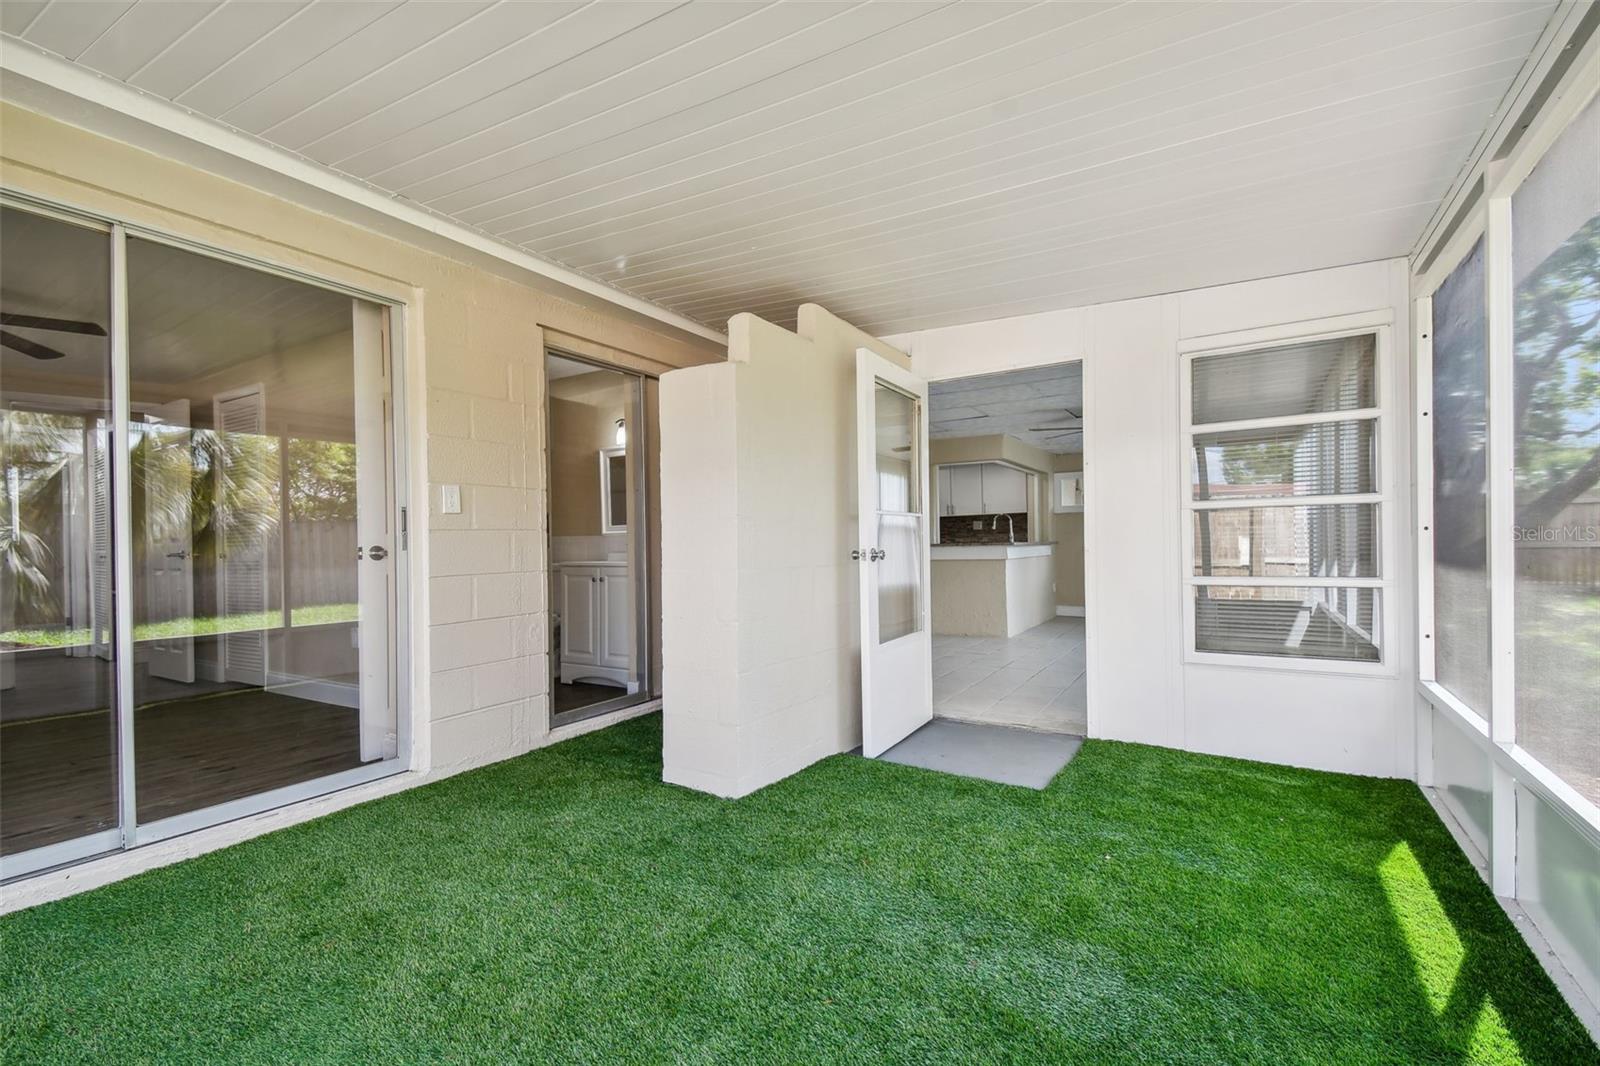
(932, 617, 1086, 735)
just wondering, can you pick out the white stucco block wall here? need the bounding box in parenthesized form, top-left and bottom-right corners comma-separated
(659, 307, 910, 797)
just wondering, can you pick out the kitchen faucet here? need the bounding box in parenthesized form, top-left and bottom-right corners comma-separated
(991, 513, 1015, 544)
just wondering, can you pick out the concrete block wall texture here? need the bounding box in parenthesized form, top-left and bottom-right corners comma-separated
(659, 307, 910, 797)
(0, 103, 722, 786)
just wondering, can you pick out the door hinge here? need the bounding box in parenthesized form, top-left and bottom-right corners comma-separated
(399, 506, 408, 550)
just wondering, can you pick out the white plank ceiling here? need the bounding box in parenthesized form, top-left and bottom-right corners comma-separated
(1, 0, 1559, 335)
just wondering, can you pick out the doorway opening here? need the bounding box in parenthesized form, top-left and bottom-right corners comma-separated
(924, 362, 1087, 737)
(544, 351, 650, 728)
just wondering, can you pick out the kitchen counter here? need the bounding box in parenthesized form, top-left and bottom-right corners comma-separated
(931, 543, 1056, 637)
(931, 542, 1053, 560)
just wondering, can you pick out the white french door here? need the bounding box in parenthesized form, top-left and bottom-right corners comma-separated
(353, 300, 396, 762)
(854, 347, 933, 757)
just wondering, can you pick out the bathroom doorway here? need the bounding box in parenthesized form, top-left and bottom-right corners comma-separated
(544, 351, 651, 727)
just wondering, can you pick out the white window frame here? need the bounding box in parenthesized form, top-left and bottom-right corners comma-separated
(1411, 41, 1600, 858)
(1178, 311, 1397, 677)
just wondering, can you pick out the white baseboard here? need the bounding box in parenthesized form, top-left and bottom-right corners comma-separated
(1055, 605, 1085, 617)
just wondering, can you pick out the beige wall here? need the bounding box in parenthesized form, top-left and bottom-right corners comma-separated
(548, 371, 626, 538)
(1053, 453, 1085, 610)
(931, 560, 1008, 635)
(660, 305, 910, 797)
(929, 434, 1052, 474)
(1, 103, 722, 779)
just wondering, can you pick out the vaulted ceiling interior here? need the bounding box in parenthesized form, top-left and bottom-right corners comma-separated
(0, 0, 1560, 335)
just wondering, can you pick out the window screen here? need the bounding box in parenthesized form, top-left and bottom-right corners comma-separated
(1510, 90, 1600, 805)
(1430, 238, 1491, 719)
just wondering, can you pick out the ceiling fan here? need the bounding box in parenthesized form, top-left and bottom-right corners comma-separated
(1, 312, 107, 361)
(1027, 406, 1082, 435)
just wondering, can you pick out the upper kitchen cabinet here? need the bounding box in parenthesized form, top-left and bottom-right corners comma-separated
(936, 462, 1029, 515)
(947, 464, 985, 515)
(981, 465, 1027, 513)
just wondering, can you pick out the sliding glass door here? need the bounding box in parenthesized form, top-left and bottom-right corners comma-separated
(0, 205, 122, 871)
(1, 198, 407, 879)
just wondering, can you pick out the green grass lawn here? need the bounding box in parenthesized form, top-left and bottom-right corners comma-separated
(1, 715, 1593, 1065)
(1, 603, 357, 649)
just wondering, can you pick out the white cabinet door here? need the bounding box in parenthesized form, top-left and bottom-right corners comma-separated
(948, 464, 984, 515)
(936, 466, 952, 515)
(982, 464, 1028, 513)
(599, 570, 632, 669)
(562, 570, 598, 663)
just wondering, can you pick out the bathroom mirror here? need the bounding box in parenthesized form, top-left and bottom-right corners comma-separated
(599, 446, 627, 533)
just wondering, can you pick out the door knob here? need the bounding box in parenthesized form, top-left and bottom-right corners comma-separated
(869, 548, 886, 561)
(366, 545, 389, 561)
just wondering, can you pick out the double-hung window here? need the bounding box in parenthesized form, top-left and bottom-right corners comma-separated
(1182, 330, 1387, 666)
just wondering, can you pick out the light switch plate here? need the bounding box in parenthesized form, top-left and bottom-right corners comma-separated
(441, 484, 462, 514)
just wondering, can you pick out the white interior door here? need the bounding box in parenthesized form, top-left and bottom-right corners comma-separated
(855, 347, 933, 757)
(143, 398, 194, 682)
(353, 300, 395, 762)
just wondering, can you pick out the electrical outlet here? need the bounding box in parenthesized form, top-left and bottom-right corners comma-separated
(441, 484, 462, 514)
(972, 520, 982, 530)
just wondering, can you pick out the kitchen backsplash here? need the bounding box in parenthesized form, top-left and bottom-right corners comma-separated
(938, 513, 1028, 544)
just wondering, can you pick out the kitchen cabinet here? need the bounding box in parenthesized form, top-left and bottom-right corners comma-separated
(947, 464, 985, 515)
(935, 462, 1029, 516)
(558, 562, 637, 691)
(982, 464, 1027, 513)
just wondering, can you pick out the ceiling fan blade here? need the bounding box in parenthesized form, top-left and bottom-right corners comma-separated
(0, 312, 107, 336)
(1, 330, 67, 360)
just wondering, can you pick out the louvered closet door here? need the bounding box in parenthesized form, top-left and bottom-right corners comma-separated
(214, 387, 269, 686)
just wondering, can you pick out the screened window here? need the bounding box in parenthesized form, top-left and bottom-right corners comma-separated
(1186, 333, 1383, 663)
(1510, 90, 1599, 805)
(1430, 238, 1491, 718)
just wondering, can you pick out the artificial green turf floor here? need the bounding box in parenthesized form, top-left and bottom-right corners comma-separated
(2, 714, 1594, 1065)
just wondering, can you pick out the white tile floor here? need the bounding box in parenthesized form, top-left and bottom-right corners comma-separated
(932, 617, 1086, 735)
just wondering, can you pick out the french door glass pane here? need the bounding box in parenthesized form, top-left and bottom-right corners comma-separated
(126, 237, 395, 824)
(1195, 585, 1381, 662)
(874, 382, 921, 644)
(1511, 91, 1600, 804)
(0, 205, 120, 858)
(1191, 334, 1376, 425)
(1431, 238, 1490, 719)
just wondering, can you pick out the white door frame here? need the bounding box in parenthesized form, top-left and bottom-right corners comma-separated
(855, 347, 934, 757)
(920, 356, 1092, 733)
